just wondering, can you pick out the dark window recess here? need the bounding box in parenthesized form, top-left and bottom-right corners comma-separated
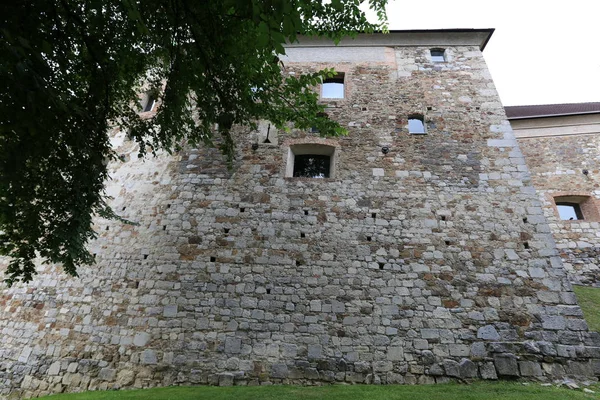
(293, 154, 331, 178)
(163, 225, 167, 231)
(430, 49, 445, 62)
(524, 242, 530, 249)
(266, 288, 271, 294)
(440, 215, 446, 221)
(371, 213, 377, 219)
(366, 236, 372, 242)
(378, 263, 385, 270)
(224, 228, 230, 234)
(304, 210, 309, 216)
(240, 207, 245, 212)
(143, 254, 148, 260)
(210, 256, 216, 262)
(143, 95, 157, 112)
(300, 232, 306, 238)
(556, 202, 584, 220)
(522, 217, 528, 223)
(445, 240, 451, 246)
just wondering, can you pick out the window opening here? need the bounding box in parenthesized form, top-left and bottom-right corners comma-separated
(293, 154, 331, 178)
(556, 202, 584, 220)
(322, 73, 345, 99)
(143, 95, 157, 112)
(288, 143, 336, 178)
(408, 115, 426, 134)
(430, 49, 446, 62)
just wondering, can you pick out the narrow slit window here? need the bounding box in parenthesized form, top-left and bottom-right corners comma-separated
(430, 49, 446, 63)
(322, 73, 345, 99)
(408, 115, 426, 134)
(143, 94, 157, 112)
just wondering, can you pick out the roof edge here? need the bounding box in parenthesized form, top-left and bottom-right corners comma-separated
(286, 29, 495, 51)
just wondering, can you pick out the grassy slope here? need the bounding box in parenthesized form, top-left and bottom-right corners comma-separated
(573, 285, 600, 332)
(40, 382, 599, 400)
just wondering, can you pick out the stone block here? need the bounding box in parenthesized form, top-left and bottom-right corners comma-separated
(459, 358, 478, 378)
(47, 362, 61, 376)
(218, 373, 234, 386)
(133, 332, 151, 347)
(480, 362, 498, 380)
(271, 364, 289, 379)
(98, 368, 116, 381)
(477, 325, 500, 340)
(225, 337, 242, 354)
(387, 347, 404, 361)
(519, 361, 542, 376)
(494, 354, 519, 376)
(141, 350, 157, 365)
(443, 359, 460, 377)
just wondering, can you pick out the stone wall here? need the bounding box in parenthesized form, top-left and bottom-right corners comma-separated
(513, 114, 600, 285)
(2, 33, 600, 399)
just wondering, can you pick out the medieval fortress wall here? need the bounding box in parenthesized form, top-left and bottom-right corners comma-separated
(511, 112, 600, 285)
(2, 30, 600, 398)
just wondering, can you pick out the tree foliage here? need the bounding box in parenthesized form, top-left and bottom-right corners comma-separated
(0, 0, 387, 285)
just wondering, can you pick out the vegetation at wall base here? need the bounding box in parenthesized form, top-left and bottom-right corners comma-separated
(37, 382, 600, 400)
(573, 285, 600, 332)
(0, 0, 387, 285)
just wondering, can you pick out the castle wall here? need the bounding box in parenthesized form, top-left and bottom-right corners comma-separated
(513, 114, 600, 285)
(2, 35, 600, 398)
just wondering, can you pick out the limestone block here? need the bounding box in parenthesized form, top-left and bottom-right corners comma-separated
(494, 354, 519, 376)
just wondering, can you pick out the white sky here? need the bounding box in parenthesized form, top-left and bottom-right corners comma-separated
(380, 0, 600, 106)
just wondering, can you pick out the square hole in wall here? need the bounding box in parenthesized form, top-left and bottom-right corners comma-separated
(322, 73, 345, 99)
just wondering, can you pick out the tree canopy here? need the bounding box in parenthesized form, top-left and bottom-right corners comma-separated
(0, 0, 387, 285)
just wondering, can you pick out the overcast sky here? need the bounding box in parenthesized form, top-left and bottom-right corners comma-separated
(380, 0, 600, 106)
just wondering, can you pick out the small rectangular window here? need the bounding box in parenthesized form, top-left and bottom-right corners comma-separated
(143, 95, 157, 112)
(287, 143, 336, 179)
(408, 116, 426, 134)
(556, 202, 584, 220)
(322, 73, 345, 99)
(430, 49, 446, 63)
(293, 155, 331, 178)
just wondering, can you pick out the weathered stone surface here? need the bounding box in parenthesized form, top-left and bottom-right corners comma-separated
(0, 31, 598, 399)
(519, 361, 542, 377)
(443, 360, 460, 377)
(480, 362, 498, 380)
(477, 326, 500, 341)
(494, 354, 519, 376)
(459, 359, 478, 378)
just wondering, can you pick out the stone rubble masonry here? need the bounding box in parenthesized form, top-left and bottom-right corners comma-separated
(1, 30, 600, 398)
(511, 113, 600, 286)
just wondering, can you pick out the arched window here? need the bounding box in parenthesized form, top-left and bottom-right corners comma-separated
(322, 73, 345, 99)
(408, 114, 426, 134)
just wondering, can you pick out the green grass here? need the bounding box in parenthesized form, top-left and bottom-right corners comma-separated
(39, 382, 599, 400)
(573, 285, 600, 332)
